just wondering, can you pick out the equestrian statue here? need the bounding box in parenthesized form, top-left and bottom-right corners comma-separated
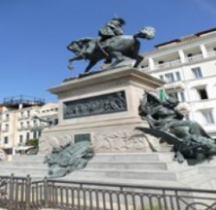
(67, 17, 156, 73)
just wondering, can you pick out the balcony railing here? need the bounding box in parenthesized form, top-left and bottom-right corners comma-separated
(18, 115, 31, 120)
(17, 127, 25, 131)
(164, 81, 185, 90)
(1, 129, 9, 133)
(154, 59, 182, 70)
(143, 51, 216, 72)
(30, 125, 44, 131)
(2, 118, 9, 122)
(208, 50, 216, 58)
(185, 53, 203, 63)
(140, 66, 150, 73)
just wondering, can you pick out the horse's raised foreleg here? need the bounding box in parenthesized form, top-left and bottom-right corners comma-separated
(85, 60, 98, 73)
(68, 55, 83, 70)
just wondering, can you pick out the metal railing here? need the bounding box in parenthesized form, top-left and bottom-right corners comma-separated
(0, 174, 216, 210)
(3, 95, 45, 107)
(0, 174, 31, 210)
(154, 59, 182, 70)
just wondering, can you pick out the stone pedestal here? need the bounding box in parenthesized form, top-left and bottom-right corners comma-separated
(39, 67, 165, 154)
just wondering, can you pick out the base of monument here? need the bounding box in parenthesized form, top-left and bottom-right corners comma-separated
(2, 152, 216, 191)
(40, 67, 166, 154)
(39, 121, 172, 155)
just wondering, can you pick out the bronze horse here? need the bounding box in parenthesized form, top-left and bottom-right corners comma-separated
(67, 27, 156, 72)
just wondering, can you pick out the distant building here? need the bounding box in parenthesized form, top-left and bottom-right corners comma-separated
(0, 96, 58, 154)
(139, 27, 216, 139)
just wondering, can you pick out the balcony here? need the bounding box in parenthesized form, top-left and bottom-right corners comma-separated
(175, 102, 191, 112)
(18, 127, 25, 131)
(154, 59, 182, 70)
(2, 118, 9, 122)
(18, 115, 31, 120)
(164, 81, 185, 90)
(184, 54, 203, 63)
(208, 50, 216, 58)
(140, 66, 150, 73)
(30, 125, 44, 131)
(1, 129, 9, 133)
(143, 51, 216, 72)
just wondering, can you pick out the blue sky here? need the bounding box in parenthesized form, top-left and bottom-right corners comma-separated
(0, 0, 216, 102)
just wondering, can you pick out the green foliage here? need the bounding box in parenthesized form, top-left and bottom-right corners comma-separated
(137, 205, 162, 210)
(25, 138, 39, 146)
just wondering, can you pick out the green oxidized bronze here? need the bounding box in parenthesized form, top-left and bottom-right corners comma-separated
(32, 115, 58, 126)
(137, 91, 216, 165)
(67, 17, 155, 73)
(44, 140, 94, 178)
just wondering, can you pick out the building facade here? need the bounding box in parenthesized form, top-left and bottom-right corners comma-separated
(0, 96, 58, 154)
(139, 27, 216, 139)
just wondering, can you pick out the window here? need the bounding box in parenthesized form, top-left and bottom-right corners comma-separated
(38, 131, 41, 137)
(6, 114, 9, 121)
(27, 110, 30, 117)
(168, 91, 185, 102)
(5, 124, 9, 131)
(197, 88, 208, 100)
(179, 91, 185, 102)
(19, 135, 23, 143)
(175, 72, 181, 81)
(4, 137, 8, 144)
(27, 121, 30, 128)
(33, 120, 37, 126)
(26, 132, 30, 140)
(33, 131, 37, 139)
(168, 92, 178, 100)
(202, 110, 215, 124)
(192, 67, 202, 78)
(165, 73, 175, 83)
(20, 122, 24, 129)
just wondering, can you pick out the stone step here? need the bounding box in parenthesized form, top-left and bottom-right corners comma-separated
(10, 155, 45, 162)
(10, 153, 174, 163)
(0, 163, 49, 177)
(0, 162, 48, 168)
(198, 166, 216, 175)
(91, 153, 174, 162)
(55, 173, 216, 191)
(0, 171, 46, 179)
(87, 159, 192, 171)
(58, 175, 186, 188)
(87, 161, 168, 170)
(67, 167, 199, 181)
(0, 167, 48, 175)
(179, 174, 216, 191)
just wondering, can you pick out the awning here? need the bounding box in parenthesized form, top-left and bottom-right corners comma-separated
(14, 146, 34, 151)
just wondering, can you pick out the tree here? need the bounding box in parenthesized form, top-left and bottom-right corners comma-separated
(25, 138, 39, 146)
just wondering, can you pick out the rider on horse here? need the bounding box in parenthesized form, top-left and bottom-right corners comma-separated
(79, 17, 126, 62)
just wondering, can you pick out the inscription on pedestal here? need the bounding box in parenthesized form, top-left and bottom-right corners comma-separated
(63, 91, 127, 119)
(75, 134, 91, 143)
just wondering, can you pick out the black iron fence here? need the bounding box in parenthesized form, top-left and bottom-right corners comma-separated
(0, 174, 216, 210)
